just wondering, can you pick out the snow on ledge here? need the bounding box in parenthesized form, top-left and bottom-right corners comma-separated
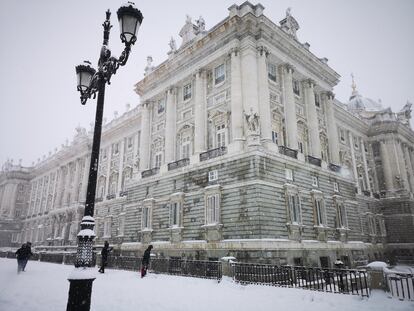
(366, 261, 388, 270)
(77, 229, 96, 237)
(68, 267, 97, 280)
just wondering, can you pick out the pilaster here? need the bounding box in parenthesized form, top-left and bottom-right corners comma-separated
(280, 63, 298, 150)
(323, 92, 340, 165)
(229, 47, 244, 152)
(257, 46, 272, 147)
(194, 69, 206, 154)
(360, 139, 372, 195)
(139, 101, 151, 171)
(165, 88, 177, 163)
(380, 140, 393, 192)
(348, 132, 360, 194)
(303, 79, 321, 158)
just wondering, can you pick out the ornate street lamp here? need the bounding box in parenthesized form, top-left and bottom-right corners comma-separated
(67, 3, 143, 311)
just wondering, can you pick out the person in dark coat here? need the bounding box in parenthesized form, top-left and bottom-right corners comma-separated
(98, 241, 113, 273)
(141, 245, 153, 278)
(22, 242, 33, 271)
(15, 243, 32, 273)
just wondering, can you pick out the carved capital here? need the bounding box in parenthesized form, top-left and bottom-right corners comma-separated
(303, 78, 315, 89)
(322, 91, 335, 101)
(280, 63, 294, 74)
(257, 45, 269, 57)
(228, 47, 240, 57)
(194, 68, 206, 79)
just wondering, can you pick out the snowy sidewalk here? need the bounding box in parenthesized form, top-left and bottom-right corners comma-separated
(0, 258, 412, 311)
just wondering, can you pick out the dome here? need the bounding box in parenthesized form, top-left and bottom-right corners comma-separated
(348, 92, 383, 112)
(347, 74, 383, 112)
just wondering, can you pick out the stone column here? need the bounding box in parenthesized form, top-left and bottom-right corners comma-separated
(229, 47, 244, 151)
(80, 156, 90, 203)
(349, 132, 361, 193)
(72, 159, 81, 204)
(165, 88, 177, 163)
(241, 47, 260, 119)
(257, 46, 272, 147)
(304, 79, 321, 158)
(403, 144, 414, 193)
(63, 165, 71, 205)
(324, 92, 340, 165)
(360, 138, 372, 194)
(139, 102, 151, 171)
(281, 64, 298, 150)
(410, 147, 414, 174)
(5, 184, 18, 218)
(395, 140, 410, 191)
(105, 146, 112, 197)
(194, 70, 206, 154)
(380, 140, 394, 191)
(133, 131, 139, 169)
(117, 139, 125, 194)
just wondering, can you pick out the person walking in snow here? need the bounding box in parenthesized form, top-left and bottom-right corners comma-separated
(141, 245, 153, 278)
(15, 243, 32, 273)
(98, 241, 113, 273)
(22, 242, 33, 271)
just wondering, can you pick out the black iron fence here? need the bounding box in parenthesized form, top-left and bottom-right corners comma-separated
(233, 263, 369, 297)
(150, 258, 222, 281)
(386, 273, 414, 301)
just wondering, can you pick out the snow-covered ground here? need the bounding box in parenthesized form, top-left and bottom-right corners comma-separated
(0, 258, 412, 311)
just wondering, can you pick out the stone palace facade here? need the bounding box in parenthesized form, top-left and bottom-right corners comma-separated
(1, 2, 413, 267)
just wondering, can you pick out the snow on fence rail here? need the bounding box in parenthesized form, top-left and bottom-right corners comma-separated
(386, 273, 414, 301)
(232, 263, 370, 297)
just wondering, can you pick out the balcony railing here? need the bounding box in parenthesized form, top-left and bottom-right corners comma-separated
(307, 155, 322, 167)
(363, 190, 371, 197)
(141, 167, 160, 178)
(95, 197, 103, 203)
(278, 146, 298, 159)
(200, 146, 227, 162)
(106, 194, 116, 200)
(328, 163, 341, 172)
(168, 158, 190, 171)
(373, 193, 380, 199)
(119, 191, 128, 197)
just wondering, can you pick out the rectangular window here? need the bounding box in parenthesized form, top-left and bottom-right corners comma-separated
(314, 198, 325, 226)
(118, 215, 125, 236)
(339, 129, 346, 143)
(206, 193, 220, 224)
(183, 83, 192, 101)
(285, 168, 293, 181)
(103, 218, 111, 237)
(333, 182, 339, 193)
(170, 202, 182, 227)
(112, 143, 119, 155)
(312, 176, 319, 187)
(216, 124, 226, 147)
(272, 131, 278, 145)
(354, 137, 359, 149)
(267, 63, 277, 82)
(155, 153, 162, 168)
(142, 207, 152, 229)
(214, 64, 225, 85)
(336, 202, 347, 228)
(298, 142, 304, 153)
(181, 136, 191, 159)
(287, 193, 301, 224)
(314, 93, 320, 107)
(158, 98, 165, 114)
(208, 170, 218, 182)
(293, 80, 300, 96)
(127, 137, 133, 149)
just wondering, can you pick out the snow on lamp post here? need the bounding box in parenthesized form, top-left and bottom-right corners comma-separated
(67, 3, 143, 311)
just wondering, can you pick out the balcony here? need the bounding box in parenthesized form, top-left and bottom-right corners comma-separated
(278, 146, 298, 159)
(95, 197, 103, 203)
(373, 193, 380, 199)
(141, 167, 159, 178)
(168, 158, 190, 171)
(328, 163, 341, 172)
(106, 194, 116, 200)
(307, 155, 322, 167)
(200, 146, 227, 162)
(363, 190, 371, 197)
(119, 191, 128, 197)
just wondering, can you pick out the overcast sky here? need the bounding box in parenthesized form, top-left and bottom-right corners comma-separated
(0, 0, 413, 167)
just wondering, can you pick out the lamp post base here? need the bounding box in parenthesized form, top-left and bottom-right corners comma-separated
(66, 279, 95, 311)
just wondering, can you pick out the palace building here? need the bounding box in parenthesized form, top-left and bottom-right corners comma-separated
(1, 2, 413, 267)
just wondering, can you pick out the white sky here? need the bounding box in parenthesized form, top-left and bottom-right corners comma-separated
(1, 0, 413, 167)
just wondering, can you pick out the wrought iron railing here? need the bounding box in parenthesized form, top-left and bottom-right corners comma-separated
(232, 263, 369, 297)
(307, 155, 322, 167)
(363, 190, 371, 197)
(119, 191, 128, 197)
(168, 158, 190, 171)
(386, 273, 414, 301)
(141, 167, 159, 178)
(150, 258, 222, 280)
(106, 194, 116, 200)
(328, 163, 341, 172)
(278, 146, 298, 159)
(200, 146, 227, 162)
